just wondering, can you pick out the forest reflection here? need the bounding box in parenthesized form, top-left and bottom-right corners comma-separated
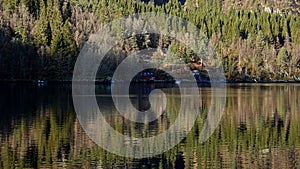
(0, 83, 299, 168)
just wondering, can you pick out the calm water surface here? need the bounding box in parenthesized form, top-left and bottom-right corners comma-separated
(0, 83, 300, 168)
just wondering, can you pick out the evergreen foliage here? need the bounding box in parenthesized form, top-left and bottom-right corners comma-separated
(0, 0, 300, 80)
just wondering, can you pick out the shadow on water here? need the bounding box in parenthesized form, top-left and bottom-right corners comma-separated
(0, 83, 300, 168)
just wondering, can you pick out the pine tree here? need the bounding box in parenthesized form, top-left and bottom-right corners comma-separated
(15, 21, 27, 44)
(62, 21, 77, 57)
(277, 47, 288, 68)
(34, 1, 49, 47)
(49, 2, 63, 56)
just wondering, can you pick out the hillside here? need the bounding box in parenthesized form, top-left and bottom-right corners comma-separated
(142, 0, 300, 14)
(0, 0, 300, 82)
(222, 0, 300, 14)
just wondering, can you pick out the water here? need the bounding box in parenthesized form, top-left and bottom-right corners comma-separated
(0, 83, 300, 168)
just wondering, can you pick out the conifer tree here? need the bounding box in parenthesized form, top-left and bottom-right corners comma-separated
(34, 1, 49, 47)
(50, 1, 63, 56)
(62, 21, 77, 57)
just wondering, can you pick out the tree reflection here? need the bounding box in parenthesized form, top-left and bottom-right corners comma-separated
(0, 84, 300, 168)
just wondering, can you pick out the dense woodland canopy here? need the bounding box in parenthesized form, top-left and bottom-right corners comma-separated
(0, 0, 300, 81)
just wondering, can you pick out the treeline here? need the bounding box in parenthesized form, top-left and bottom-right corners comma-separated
(0, 0, 300, 81)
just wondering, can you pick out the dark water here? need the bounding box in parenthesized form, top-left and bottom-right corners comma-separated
(0, 83, 300, 168)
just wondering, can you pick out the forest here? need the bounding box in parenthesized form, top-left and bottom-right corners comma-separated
(0, 0, 300, 81)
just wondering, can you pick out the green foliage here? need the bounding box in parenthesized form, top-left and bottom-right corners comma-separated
(62, 21, 77, 57)
(4, 0, 20, 13)
(277, 47, 288, 67)
(15, 22, 28, 44)
(1, 0, 300, 80)
(34, 2, 50, 47)
(49, 3, 64, 56)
